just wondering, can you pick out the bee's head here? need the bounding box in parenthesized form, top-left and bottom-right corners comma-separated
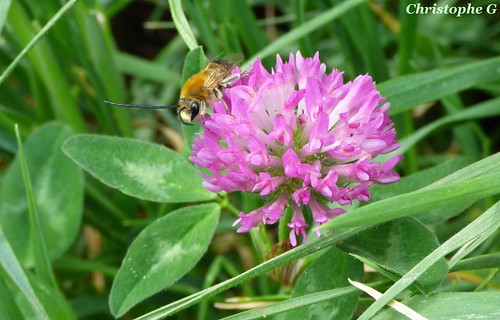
(177, 98, 200, 125)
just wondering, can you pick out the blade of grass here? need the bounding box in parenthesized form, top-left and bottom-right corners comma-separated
(73, 3, 133, 137)
(244, 0, 365, 68)
(0, 276, 23, 319)
(294, 0, 314, 56)
(358, 200, 500, 320)
(218, 21, 244, 54)
(228, 1, 267, 54)
(0, 0, 10, 34)
(14, 125, 58, 289)
(380, 56, 500, 116)
(441, 95, 482, 158)
(427, 152, 500, 186)
(220, 284, 374, 320)
(449, 253, 500, 272)
(319, 152, 500, 231)
(398, 0, 417, 75)
(115, 52, 181, 84)
(197, 256, 254, 320)
(104, 0, 135, 18)
(0, 0, 78, 86)
(184, 0, 219, 56)
(134, 226, 367, 319)
(332, 0, 389, 81)
(396, 0, 419, 174)
(379, 97, 500, 161)
(432, 44, 484, 159)
(168, 0, 198, 50)
(318, 171, 500, 231)
(0, 226, 49, 320)
(6, 0, 86, 133)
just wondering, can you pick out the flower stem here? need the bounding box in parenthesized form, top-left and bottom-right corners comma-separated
(216, 193, 240, 217)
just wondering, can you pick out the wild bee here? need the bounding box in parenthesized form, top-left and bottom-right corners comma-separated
(105, 54, 244, 125)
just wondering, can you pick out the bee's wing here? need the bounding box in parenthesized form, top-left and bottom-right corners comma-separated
(204, 60, 241, 89)
(215, 53, 244, 66)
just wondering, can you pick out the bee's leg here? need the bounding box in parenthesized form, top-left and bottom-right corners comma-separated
(220, 71, 247, 88)
(220, 75, 238, 87)
(214, 88, 231, 114)
(199, 100, 208, 123)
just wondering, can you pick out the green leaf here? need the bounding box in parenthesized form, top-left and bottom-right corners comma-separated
(109, 203, 220, 317)
(282, 246, 363, 320)
(380, 56, 500, 115)
(373, 292, 500, 320)
(338, 218, 448, 294)
(181, 47, 207, 83)
(0, 122, 84, 266)
(63, 134, 215, 203)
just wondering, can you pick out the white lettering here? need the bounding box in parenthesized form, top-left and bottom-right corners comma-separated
(405, 3, 495, 17)
(487, 4, 498, 14)
(406, 3, 416, 14)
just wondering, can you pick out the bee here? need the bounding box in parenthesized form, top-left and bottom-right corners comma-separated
(104, 54, 244, 125)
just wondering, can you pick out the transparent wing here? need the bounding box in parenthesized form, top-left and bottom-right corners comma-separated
(204, 53, 244, 89)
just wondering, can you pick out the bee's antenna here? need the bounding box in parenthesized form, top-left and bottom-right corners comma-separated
(104, 100, 176, 110)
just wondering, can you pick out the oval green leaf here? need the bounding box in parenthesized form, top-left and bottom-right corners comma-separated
(280, 246, 363, 320)
(0, 122, 84, 265)
(338, 218, 448, 294)
(62, 134, 215, 203)
(109, 203, 220, 317)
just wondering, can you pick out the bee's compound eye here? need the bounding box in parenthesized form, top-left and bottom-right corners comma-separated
(190, 102, 200, 120)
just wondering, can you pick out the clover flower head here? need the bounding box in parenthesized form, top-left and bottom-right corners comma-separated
(190, 52, 402, 246)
